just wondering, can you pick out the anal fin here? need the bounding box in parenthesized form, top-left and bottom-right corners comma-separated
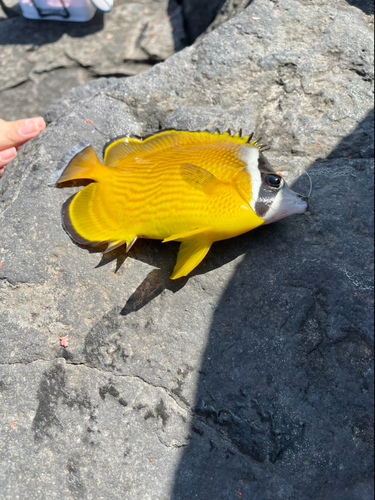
(103, 240, 127, 254)
(171, 239, 212, 280)
(103, 236, 138, 254)
(126, 236, 137, 253)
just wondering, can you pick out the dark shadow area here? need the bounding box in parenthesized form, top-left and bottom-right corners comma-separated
(0, 9, 103, 45)
(117, 230, 271, 316)
(346, 0, 374, 14)
(87, 225, 292, 316)
(0, 0, 22, 18)
(167, 0, 187, 52)
(172, 0, 227, 45)
(327, 108, 374, 160)
(89, 234, 253, 315)
(120, 267, 187, 316)
(171, 112, 374, 499)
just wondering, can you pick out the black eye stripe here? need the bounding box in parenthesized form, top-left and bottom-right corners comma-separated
(254, 187, 278, 217)
(254, 176, 283, 218)
(255, 199, 272, 217)
(252, 150, 283, 218)
(257, 152, 275, 174)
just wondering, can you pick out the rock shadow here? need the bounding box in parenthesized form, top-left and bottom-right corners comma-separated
(326, 108, 374, 160)
(0, 0, 22, 18)
(172, 0, 227, 45)
(119, 231, 268, 315)
(167, 0, 187, 52)
(171, 112, 374, 499)
(96, 234, 262, 316)
(0, 9, 103, 46)
(345, 0, 374, 15)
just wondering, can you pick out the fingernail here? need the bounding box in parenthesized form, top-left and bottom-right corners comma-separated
(29, 116, 45, 129)
(0, 147, 17, 161)
(18, 117, 45, 136)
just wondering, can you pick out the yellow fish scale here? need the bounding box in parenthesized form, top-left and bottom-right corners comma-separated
(102, 146, 252, 239)
(115, 143, 246, 182)
(60, 129, 265, 278)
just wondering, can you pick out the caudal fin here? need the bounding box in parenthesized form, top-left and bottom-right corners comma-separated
(53, 142, 136, 253)
(56, 145, 108, 184)
(62, 184, 136, 253)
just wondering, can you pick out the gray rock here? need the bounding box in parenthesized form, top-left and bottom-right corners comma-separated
(0, 0, 185, 121)
(44, 77, 118, 123)
(0, 0, 254, 122)
(0, 0, 373, 499)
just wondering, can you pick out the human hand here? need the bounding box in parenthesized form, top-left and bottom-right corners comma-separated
(0, 117, 46, 177)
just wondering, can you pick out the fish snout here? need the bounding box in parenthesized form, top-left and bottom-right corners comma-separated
(299, 195, 309, 212)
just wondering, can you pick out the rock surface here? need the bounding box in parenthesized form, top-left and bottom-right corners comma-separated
(0, 0, 186, 121)
(0, 0, 374, 499)
(0, 0, 255, 122)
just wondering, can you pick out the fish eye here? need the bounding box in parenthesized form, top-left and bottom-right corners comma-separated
(263, 174, 283, 189)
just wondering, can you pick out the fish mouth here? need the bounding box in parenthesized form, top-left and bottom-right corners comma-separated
(262, 189, 309, 225)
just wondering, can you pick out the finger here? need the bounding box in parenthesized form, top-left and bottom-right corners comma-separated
(0, 147, 17, 170)
(0, 117, 46, 150)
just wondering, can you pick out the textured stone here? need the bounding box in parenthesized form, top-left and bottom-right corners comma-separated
(0, 0, 185, 120)
(44, 77, 119, 122)
(0, 0, 373, 499)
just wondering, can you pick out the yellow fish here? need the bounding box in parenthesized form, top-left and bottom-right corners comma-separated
(51, 130, 308, 279)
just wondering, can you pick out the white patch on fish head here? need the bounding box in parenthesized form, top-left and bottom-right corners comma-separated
(241, 146, 309, 223)
(241, 146, 262, 213)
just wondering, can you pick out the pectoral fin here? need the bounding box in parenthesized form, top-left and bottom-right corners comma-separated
(171, 238, 212, 280)
(180, 163, 250, 205)
(180, 163, 223, 195)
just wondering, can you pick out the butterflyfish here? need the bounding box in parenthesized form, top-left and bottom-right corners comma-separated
(51, 129, 309, 279)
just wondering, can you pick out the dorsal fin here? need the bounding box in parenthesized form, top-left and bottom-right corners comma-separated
(103, 129, 263, 167)
(103, 136, 148, 167)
